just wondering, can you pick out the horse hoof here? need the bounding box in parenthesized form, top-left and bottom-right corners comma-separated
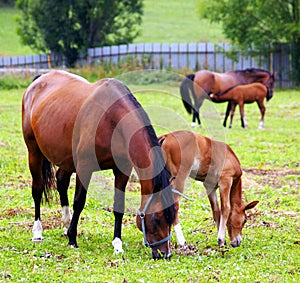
(68, 242, 78, 248)
(112, 237, 124, 254)
(32, 237, 44, 242)
(218, 238, 226, 248)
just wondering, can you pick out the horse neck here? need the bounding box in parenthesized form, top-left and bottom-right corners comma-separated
(230, 177, 243, 208)
(235, 70, 270, 84)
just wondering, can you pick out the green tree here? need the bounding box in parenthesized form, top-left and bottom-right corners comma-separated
(198, 0, 300, 86)
(15, 0, 143, 67)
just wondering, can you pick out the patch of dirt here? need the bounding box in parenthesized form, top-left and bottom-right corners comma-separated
(173, 243, 199, 256)
(243, 168, 299, 189)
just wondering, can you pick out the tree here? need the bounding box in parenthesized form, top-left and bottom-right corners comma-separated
(198, 0, 300, 86)
(15, 0, 143, 67)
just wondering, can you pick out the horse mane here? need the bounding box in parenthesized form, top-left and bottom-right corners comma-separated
(234, 68, 271, 76)
(32, 74, 42, 82)
(124, 85, 176, 225)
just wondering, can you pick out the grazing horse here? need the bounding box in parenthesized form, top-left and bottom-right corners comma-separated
(22, 70, 176, 259)
(210, 82, 272, 129)
(180, 68, 276, 127)
(158, 130, 259, 248)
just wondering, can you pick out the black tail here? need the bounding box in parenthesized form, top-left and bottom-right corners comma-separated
(42, 157, 55, 203)
(180, 74, 195, 114)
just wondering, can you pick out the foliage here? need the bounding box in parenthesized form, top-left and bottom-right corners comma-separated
(15, 0, 143, 67)
(0, 75, 299, 281)
(198, 0, 300, 85)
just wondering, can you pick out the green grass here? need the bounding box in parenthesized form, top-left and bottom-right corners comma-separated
(133, 0, 226, 43)
(0, 7, 34, 56)
(0, 75, 299, 282)
(0, 0, 226, 56)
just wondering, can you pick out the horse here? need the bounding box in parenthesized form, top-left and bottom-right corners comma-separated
(22, 70, 176, 259)
(210, 82, 271, 129)
(158, 130, 259, 248)
(180, 68, 276, 127)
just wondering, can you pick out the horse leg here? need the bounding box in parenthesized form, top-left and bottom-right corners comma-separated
(112, 168, 129, 254)
(239, 103, 248, 128)
(229, 103, 236, 128)
(257, 100, 266, 129)
(206, 189, 220, 229)
(67, 170, 91, 247)
(56, 169, 72, 236)
(223, 102, 231, 127)
(217, 178, 232, 247)
(29, 151, 44, 241)
(172, 173, 189, 247)
(192, 97, 204, 127)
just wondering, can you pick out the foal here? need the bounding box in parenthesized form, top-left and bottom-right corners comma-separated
(210, 82, 272, 129)
(159, 130, 259, 248)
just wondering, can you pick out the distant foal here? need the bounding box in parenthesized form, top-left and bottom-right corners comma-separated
(210, 83, 272, 129)
(159, 130, 259, 248)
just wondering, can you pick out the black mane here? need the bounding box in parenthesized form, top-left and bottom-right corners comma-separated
(234, 68, 271, 76)
(125, 86, 176, 225)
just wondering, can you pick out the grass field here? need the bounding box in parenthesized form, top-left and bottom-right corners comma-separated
(0, 0, 225, 56)
(0, 72, 299, 282)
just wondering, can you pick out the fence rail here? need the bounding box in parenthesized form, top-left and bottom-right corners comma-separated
(0, 42, 294, 88)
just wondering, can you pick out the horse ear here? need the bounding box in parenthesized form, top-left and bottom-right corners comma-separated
(244, 200, 259, 211)
(158, 136, 166, 145)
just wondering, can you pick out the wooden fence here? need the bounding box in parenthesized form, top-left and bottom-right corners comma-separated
(0, 42, 294, 88)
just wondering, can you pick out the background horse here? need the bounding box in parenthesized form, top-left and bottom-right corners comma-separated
(180, 68, 276, 127)
(158, 130, 259, 248)
(210, 82, 271, 129)
(22, 70, 176, 259)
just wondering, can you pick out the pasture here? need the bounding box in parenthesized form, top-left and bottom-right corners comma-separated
(0, 72, 299, 282)
(0, 0, 225, 56)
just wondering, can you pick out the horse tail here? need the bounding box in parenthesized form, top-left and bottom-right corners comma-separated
(42, 157, 55, 203)
(180, 74, 195, 114)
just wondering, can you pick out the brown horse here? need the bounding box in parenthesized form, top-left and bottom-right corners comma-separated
(22, 70, 176, 259)
(180, 68, 276, 127)
(158, 130, 259, 248)
(210, 82, 271, 129)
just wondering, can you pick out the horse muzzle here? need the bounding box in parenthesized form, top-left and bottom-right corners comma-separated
(152, 249, 172, 260)
(230, 235, 242, 247)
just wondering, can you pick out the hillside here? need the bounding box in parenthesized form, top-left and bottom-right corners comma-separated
(0, 1, 226, 56)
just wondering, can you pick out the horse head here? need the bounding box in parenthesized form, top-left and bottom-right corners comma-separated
(136, 185, 176, 259)
(227, 201, 259, 247)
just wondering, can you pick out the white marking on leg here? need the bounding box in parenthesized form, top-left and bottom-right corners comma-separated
(258, 120, 264, 129)
(62, 205, 72, 235)
(174, 223, 186, 246)
(191, 122, 197, 128)
(112, 237, 124, 254)
(217, 217, 227, 247)
(32, 219, 43, 241)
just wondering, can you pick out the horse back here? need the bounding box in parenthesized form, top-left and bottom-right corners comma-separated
(194, 70, 240, 95)
(195, 133, 242, 181)
(234, 83, 268, 103)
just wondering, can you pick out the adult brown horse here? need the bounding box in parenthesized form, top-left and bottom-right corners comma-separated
(158, 130, 259, 248)
(180, 68, 276, 127)
(22, 70, 176, 259)
(210, 82, 271, 129)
